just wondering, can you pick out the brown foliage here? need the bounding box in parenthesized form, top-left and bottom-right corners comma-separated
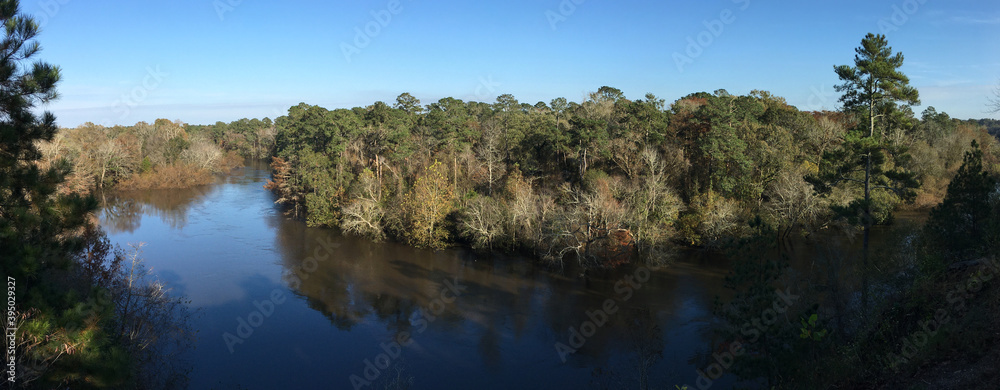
(218, 150, 245, 172)
(117, 164, 214, 191)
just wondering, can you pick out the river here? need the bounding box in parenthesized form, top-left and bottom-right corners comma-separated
(98, 160, 924, 389)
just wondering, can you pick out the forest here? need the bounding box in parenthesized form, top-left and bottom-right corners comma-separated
(46, 89, 1000, 267)
(197, 87, 998, 267)
(3, 0, 1000, 384)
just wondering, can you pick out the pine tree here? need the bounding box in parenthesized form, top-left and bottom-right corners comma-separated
(0, 0, 94, 284)
(0, 1, 132, 385)
(819, 34, 921, 308)
(924, 141, 997, 261)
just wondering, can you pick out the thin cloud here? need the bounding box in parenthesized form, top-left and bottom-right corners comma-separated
(948, 15, 1000, 25)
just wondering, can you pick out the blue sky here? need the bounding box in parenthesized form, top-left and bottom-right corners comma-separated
(29, 0, 1000, 127)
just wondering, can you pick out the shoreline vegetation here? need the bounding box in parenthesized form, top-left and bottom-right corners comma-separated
(38, 119, 247, 194)
(7, 9, 1000, 387)
(3, 2, 194, 389)
(212, 86, 996, 267)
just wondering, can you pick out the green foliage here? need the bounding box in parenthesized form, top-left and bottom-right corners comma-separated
(263, 80, 999, 270)
(0, 3, 195, 387)
(713, 218, 796, 385)
(799, 314, 828, 341)
(834, 33, 920, 117)
(405, 161, 454, 249)
(164, 135, 190, 164)
(819, 33, 921, 235)
(923, 141, 998, 263)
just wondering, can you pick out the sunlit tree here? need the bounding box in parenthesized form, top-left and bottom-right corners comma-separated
(405, 160, 454, 248)
(823, 33, 920, 307)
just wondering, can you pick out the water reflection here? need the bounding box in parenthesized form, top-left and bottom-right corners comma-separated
(269, 216, 736, 387)
(100, 186, 216, 233)
(101, 160, 748, 389)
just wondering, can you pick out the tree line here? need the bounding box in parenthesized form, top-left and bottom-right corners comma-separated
(698, 34, 1000, 389)
(247, 84, 997, 267)
(38, 119, 247, 193)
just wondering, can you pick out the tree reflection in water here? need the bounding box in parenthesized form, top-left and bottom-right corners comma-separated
(100, 185, 216, 233)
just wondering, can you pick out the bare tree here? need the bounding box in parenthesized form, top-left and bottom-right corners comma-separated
(765, 168, 825, 239)
(35, 131, 65, 164)
(459, 195, 505, 250)
(609, 136, 641, 179)
(180, 136, 223, 171)
(990, 81, 1000, 113)
(476, 118, 505, 195)
(341, 198, 386, 241)
(71, 126, 138, 187)
(505, 172, 535, 244)
(805, 117, 844, 166)
(625, 147, 683, 257)
(340, 170, 386, 240)
(254, 123, 277, 158)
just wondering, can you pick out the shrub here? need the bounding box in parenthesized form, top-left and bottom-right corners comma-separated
(117, 164, 214, 191)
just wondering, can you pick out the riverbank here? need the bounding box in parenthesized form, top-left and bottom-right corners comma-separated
(38, 120, 248, 194)
(96, 160, 742, 389)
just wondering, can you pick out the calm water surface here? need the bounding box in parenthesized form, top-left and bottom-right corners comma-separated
(98, 161, 919, 389)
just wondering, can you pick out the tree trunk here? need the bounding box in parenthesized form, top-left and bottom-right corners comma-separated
(487, 163, 493, 196)
(375, 154, 383, 201)
(869, 96, 876, 138)
(862, 83, 877, 311)
(862, 151, 871, 311)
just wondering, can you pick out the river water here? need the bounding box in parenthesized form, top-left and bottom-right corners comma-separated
(98, 160, 923, 389)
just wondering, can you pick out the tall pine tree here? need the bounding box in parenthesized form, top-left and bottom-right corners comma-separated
(0, 1, 131, 386)
(821, 33, 920, 308)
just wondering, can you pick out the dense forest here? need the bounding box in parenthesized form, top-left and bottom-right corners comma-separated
(41, 44, 999, 272)
(5, 0, 1000, 383)
(190, 86, 999, 268)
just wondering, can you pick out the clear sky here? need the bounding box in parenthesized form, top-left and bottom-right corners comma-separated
(29, 0, 1000, 127)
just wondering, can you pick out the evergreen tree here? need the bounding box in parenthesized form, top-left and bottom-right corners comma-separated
(821, 33, 921, 307)
(0, 1, 131, 385)
(0, 0, 93, 278)
(924, 141, 998, 261)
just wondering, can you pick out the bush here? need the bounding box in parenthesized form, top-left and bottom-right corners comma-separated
(117, 164, 214, 191)
(677, 191, 745, 247)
